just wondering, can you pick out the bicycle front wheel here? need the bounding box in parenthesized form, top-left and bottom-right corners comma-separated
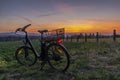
(47, 43, 70, 72)
(15, 46, 37, 66)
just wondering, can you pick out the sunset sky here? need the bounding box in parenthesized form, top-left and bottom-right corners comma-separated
(0, 0, 120, 34)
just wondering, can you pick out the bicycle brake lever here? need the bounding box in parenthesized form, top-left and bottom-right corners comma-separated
(21, 24, 31, 31)
(15, 28, 22, 34)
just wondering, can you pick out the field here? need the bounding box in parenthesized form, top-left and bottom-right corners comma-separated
(1, 39, 120, 80)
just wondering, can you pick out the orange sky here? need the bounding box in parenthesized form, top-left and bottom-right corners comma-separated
(0, 0, 120, 34)
(27, 20, 120, 34)
(0, 20, 120, 34)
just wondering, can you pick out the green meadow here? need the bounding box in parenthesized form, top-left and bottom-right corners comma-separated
(0, 39, 120, 80)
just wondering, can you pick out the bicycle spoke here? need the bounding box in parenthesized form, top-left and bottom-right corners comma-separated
(47, 44, 70, 72)
(15, 46, 37, 66)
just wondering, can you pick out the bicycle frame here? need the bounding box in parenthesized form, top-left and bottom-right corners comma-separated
(15, 24, 70, 71)
(23, 31, 47, 59)
(15, 24, 64, 60)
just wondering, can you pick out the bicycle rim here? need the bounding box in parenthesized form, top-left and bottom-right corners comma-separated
(47, 44, 70, 72)
(15, 46, 37, 66)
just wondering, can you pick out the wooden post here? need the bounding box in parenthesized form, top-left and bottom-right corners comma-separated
(89, 33, 92, 39)
(77, 36, 79, 42)
(66, 35, 68, 41)
(96, 32, 99, 43)
(113, 29, 116, 42)
(92, 33, 95, 38)
(71, 36, 72, 42)
(85, 33, 87, 42)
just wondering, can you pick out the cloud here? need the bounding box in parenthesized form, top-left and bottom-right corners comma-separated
(55, 3, 95, 13)
(17, 16, 32, 23)
(36, 12, 59, 18)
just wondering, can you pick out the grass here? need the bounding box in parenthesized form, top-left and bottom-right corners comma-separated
(1, 40, 120, 80)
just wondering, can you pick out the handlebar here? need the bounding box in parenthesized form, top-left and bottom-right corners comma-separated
(15, 24, 31, 33)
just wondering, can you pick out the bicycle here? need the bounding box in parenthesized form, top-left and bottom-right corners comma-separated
(15, 24, 70, 72)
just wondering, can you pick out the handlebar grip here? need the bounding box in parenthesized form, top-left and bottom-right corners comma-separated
(15, 24, 31, 33)
(21, 24, 31, 31)
(15, 28, 22, 33)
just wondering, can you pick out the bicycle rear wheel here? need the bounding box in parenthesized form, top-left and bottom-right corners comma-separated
(47, 43, 70, 72)
(15, 46, 37, 66)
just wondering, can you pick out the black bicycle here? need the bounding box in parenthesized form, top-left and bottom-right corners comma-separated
(15, 24, 70, 72)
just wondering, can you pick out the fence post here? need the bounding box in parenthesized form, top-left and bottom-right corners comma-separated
(96, 32, 99, 43)
(71, 36, 72, 42)
(113, 29, 116, 42)
(76, 35, 79, 42)
(89, 33, 92, 39)
(66, 35, 68, 41)
(85, 33, 87, 42)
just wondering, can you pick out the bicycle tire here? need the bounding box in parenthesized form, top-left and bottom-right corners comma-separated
(47, 43, 70, 72)
(15, 46, 37, 66)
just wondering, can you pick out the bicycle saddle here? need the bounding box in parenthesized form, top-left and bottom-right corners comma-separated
(38, 30, 48, 33)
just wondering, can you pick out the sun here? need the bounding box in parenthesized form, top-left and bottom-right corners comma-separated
(65, 24, 94, 34)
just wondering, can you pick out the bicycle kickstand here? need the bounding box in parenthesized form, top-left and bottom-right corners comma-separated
(40, 61, 46, 70)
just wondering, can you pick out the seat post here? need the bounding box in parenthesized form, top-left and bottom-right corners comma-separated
(41, 33, 44, 41)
